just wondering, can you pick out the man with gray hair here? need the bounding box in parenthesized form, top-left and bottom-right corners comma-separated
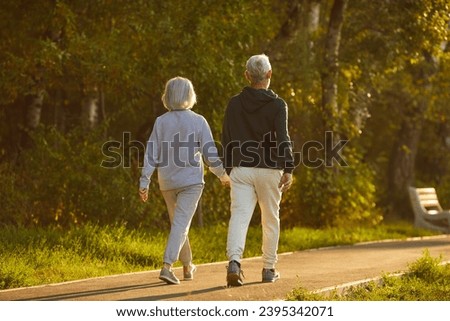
(222, 54, 295, 286)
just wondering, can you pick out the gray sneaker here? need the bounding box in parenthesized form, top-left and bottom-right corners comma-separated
(159, 267, 180, 285)
(183, 264, 197, 281)
(262, 268, 280, 283)
(226, 260, 244, 287)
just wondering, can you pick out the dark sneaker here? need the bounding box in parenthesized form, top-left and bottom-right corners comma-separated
(226, 260, 244, 287)
(159, 267, 180, 285)
(183, 264, 197, 281)
(262, 268, 280, 283)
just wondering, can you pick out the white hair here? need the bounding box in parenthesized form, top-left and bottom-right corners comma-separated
(246, 54, 272, 84)
(162, 77, 197, 110)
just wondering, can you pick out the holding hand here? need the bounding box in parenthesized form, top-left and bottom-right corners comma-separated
(220, 173, 231, 187)
(139, 188, 148, 202)
(278, 173, 293, 192)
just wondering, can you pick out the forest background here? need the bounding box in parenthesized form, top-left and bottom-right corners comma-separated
(1, 0, 449, 230)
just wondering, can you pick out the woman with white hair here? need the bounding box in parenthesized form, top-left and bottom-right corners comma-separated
(139, 76, 230, 285)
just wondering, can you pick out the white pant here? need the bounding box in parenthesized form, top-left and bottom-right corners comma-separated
(161, 184, 203, 265)
(226, 167, 283, 269)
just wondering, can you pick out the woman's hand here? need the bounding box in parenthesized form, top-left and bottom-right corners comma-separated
(139, 188, 148, 202)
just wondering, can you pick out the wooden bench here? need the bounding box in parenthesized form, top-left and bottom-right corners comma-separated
(408, 187, 450, 233)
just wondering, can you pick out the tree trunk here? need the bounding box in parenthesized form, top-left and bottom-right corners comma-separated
(388, 109, 424, 218)
(321, 0, 348, 135)
(25, 90, 45, 130)
(307, 0, 321, 34)
(387, 52, 438, 218)
(21, 89, 45, 149)
(320, 0, 348, 169)
(81, 89, 99, 130)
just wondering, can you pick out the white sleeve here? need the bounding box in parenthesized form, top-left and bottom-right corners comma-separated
(200, 117, 226, 178)
(139, 119, 160, 189)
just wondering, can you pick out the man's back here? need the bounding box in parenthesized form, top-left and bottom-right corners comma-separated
(222, 86, 294, 173)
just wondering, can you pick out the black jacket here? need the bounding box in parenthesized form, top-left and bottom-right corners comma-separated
(221, 86, 295, 174)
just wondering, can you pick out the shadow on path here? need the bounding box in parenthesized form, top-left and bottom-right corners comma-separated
(20, 283, 166, 301)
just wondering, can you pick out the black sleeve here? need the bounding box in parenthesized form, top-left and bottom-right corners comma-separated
(274, 100, 295, 173)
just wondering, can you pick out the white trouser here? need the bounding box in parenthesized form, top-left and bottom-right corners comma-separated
(161, 184, 203, 265)
(226, 167, 283, 269)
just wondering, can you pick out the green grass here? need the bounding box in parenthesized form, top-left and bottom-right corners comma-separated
(287, 250, 450, 301)
(0, 221, 441, 290)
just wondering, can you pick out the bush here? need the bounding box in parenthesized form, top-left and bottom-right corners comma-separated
(436, 177, 450, 209)
(0, 162, 33, 226)
(288, 149, 382, 228)
(0, 126, 167, 228)
(0, 125, 383, 230)
(199, 172, 231, 225)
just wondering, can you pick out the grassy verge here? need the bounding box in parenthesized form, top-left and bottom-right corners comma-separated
(287, 250, 450, 301)
(0, 221, 440, 290)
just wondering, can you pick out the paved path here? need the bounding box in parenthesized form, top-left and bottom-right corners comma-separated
(1, 235, 449, 301)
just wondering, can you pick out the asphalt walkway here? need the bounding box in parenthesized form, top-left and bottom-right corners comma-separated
(1, 235, 449, 301)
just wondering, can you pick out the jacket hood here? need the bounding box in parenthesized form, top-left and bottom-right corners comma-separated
(239, 86, 278, 113)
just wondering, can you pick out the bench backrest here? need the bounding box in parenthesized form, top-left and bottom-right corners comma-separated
(408, 187, 443, 215)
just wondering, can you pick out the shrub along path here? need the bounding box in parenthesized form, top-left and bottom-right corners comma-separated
(1, 235, 449, 301)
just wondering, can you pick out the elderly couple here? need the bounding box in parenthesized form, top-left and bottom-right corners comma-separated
(139, 54, 295, 287)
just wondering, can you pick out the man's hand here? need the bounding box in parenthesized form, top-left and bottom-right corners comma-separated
(139, 188, 148, 202)
(278, 173, 293, 192)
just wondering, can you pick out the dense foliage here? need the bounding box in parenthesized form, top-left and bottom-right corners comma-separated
(1, 0, 449, 228)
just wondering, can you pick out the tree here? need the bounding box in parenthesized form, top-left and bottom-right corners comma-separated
(341, 0, 450, 218)
(321, 0, 348, 139)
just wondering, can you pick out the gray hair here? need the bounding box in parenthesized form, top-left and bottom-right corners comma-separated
(162, 76, 197, 110)
(246, 54, 272, 84)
